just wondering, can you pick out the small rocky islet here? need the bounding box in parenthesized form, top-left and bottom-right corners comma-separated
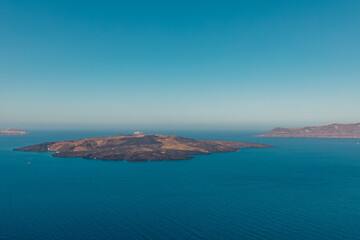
(0, 129, 29, 135)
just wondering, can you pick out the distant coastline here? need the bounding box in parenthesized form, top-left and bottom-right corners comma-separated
(0, 129, 28, 136)
(255, 123, 360, 138)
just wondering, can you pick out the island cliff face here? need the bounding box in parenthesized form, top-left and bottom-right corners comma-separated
(14, 134, 274, 162)
(0, 129, 28, 135)
(256, 123, 360, 138)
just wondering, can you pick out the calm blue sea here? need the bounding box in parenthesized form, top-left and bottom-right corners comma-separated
(1, 130, 360, 240)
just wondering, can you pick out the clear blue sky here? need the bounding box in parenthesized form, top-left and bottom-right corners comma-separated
(1, 0, 359, 130)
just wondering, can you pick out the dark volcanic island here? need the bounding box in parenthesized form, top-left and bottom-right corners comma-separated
(14, 133, 273, 162)
(256, 123, 360, 138)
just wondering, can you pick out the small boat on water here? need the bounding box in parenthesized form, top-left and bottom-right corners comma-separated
(28, 162, 31, 165)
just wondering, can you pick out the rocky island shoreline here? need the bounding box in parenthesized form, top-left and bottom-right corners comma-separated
(14, 133, 274, 162)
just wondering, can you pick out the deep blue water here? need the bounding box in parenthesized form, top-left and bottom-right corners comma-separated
(1, 130, 360, 240)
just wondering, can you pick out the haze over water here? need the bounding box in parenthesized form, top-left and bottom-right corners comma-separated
(1, 1, 360, 129)
(1, 130, 360, 240)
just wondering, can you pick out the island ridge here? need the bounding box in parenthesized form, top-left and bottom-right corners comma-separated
(14, 133, 274, 162)
(256, 123, 360, 138)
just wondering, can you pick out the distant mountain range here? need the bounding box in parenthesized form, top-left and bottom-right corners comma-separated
(256, 123, 360, 138)
(0, 129, 28, 136)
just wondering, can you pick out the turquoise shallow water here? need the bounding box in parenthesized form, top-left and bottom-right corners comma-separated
(1, 130, 360, 240)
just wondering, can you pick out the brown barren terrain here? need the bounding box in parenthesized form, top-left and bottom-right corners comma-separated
(14, 133, 273, 162)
